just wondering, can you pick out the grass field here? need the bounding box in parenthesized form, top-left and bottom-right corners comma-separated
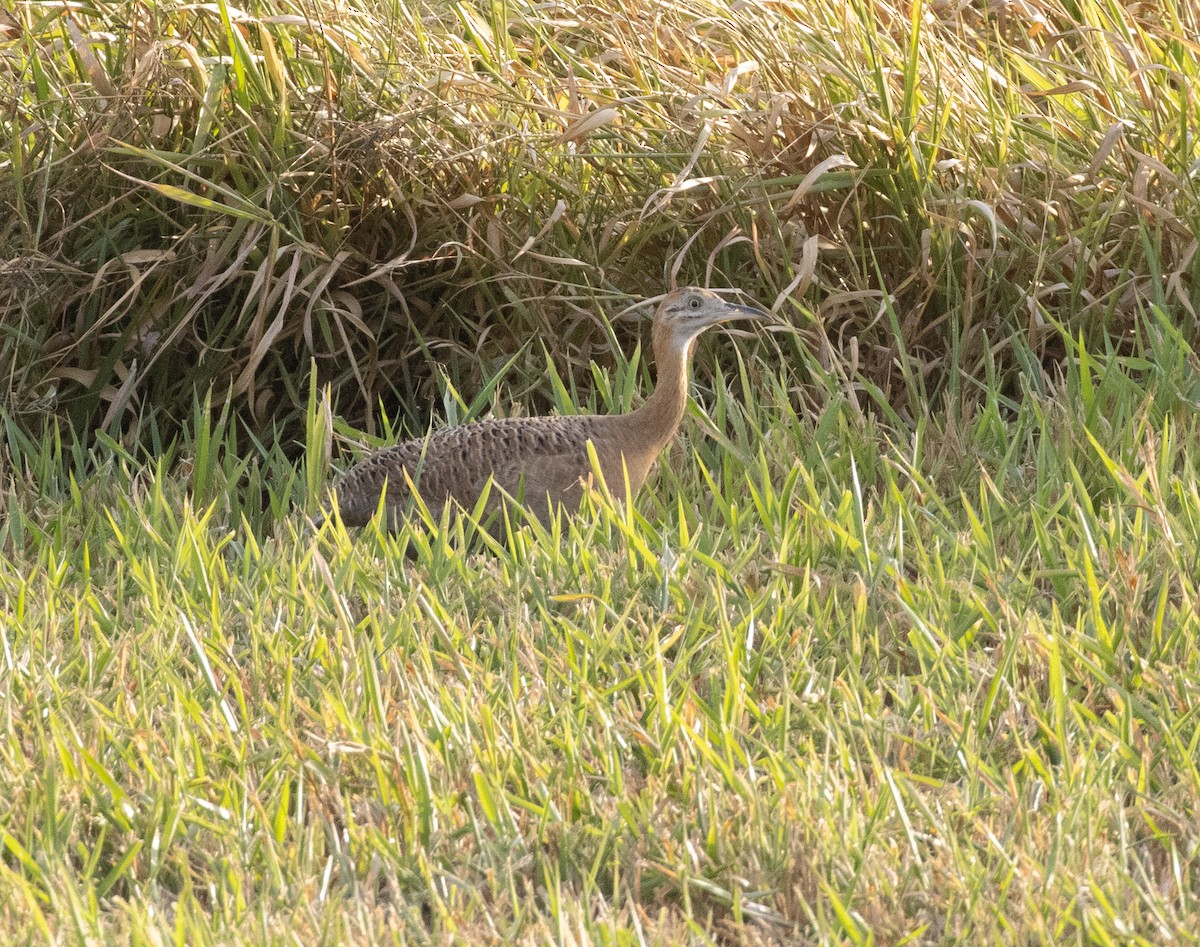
(3, 0, 1200, 943)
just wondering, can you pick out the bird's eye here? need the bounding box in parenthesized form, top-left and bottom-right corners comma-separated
(688, 297, 701, 309)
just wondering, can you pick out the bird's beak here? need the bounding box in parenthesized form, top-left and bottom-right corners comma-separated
(719, 303, 768, 323)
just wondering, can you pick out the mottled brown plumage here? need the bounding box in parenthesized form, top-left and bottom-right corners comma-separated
(324, 288, 762, 533)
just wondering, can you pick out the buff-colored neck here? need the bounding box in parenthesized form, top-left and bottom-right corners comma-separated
(621, 323, 695, 456)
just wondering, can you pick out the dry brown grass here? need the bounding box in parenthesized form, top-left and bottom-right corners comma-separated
(3, 0, 1196, 454)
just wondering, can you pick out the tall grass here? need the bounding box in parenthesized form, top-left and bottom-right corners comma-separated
(3, 0, 1200, 941)
(3, 0, 1196, 454)
(3, 309, 1200, 941)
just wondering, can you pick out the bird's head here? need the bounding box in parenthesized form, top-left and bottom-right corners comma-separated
(651, 287, 765, 357)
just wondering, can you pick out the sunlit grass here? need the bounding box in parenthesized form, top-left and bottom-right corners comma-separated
(3, 0, 1200, 941)
(4, 306, 1200, 940)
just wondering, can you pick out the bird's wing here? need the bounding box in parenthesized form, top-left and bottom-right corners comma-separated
(330, 416, 603, 529)
(481, 447, 597, 527)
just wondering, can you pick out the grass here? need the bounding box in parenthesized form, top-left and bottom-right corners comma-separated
(4, 314, 1200, 942)
(3, 0, 1200, 941)
(4, 0, 1198, 445)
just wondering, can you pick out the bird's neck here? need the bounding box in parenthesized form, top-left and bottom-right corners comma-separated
(625, 330, 693, 453)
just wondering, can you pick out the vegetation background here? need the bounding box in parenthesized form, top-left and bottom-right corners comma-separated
(2, 0, 1199, 942)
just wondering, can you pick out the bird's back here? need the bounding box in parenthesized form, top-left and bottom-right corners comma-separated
(331, 413, 618, 529)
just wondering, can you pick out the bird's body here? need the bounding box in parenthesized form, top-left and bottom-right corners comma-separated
(331, 412, 617, 529)
(325, 287, 761, 533)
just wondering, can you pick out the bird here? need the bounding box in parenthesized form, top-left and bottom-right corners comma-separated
(321, 287, 764, 536)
